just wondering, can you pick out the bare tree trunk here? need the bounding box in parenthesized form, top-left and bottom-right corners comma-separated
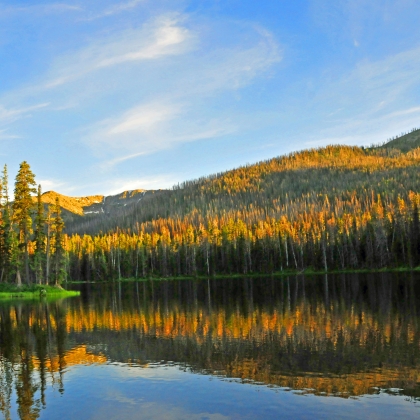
(277, 235, 283, 271)
(322, 238, 328, 272)
(205, 243, 210, 276)
(16, 269, 22, 287)
(117, 245, 121, 280)
(289, 238, 298, 269)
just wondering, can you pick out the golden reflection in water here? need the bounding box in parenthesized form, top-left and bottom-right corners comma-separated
(1, 275, 420, 419)
(31, 345, 107, 372)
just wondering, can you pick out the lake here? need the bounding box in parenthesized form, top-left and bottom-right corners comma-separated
(1, 273, 420, 419)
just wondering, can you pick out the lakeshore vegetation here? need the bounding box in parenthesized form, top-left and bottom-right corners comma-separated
(0, 162, 67, 288)
(1, 129, 420, 283)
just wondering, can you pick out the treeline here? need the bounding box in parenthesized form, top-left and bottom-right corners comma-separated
(65, 189, 420, 280)
(2, 144, 420, 283)
(63, 145, 420, 280)
(0, 162, 66, 286)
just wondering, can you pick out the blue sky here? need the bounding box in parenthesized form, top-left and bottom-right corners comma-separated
(1, 0, 420, 196)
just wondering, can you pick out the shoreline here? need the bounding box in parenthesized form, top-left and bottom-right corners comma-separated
(65, 266, 420, 284)
(0, 284, 80, 299)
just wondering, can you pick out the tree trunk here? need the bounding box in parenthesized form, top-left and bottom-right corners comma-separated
(25, 238, 30, 285)
(322, 238, 328, 272)
(16, 269, 22, 287)
(46, 213, 51, 284)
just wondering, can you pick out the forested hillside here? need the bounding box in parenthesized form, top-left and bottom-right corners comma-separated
(379, 127, 420, 152)
(61, 131, 420, 280)
(1, 130, 420, 284)
(66, 142, 420, 236)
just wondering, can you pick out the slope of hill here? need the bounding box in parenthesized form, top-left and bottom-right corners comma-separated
(46, 128, 418, 237)
(4, 128, 420, 283)
(380, 127, 420, 152)
(40, 191, 104, 216)
(56, 138, 420, 280)
(40, 189, 147, 216)
(7, 127, 418, 280)
(38, 189, 171, 227)
(64, 142, 420, 236)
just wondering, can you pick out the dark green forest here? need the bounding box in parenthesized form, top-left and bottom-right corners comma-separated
(1, 129, 420, 283)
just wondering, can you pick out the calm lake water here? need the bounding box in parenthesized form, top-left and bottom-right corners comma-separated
(1, 273, 420, 419)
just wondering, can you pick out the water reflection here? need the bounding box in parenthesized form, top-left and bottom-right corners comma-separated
(1, 273, 420, 418)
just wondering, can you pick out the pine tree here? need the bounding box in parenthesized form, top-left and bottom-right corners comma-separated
(51, 197, 66, 285)
(45, 207, 52, 282)
(0, 165, 12, 283)
(0, 173, 3, 282)
(13, 161, 36, 285)
(33, 185, 46, 284)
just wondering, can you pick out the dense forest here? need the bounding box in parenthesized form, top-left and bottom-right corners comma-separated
(1, 129, 420, 283)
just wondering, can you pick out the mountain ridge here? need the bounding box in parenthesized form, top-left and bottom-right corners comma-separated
(38, 189, 147, 216)
(41, 128, 420, 235)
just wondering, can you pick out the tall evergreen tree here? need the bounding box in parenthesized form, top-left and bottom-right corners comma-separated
(0, 173, 3, 281)
(33, 185, 46, 284)
(0, 165, 12, 283)
(13, 161, 36, 285)
(51, 197, 66, 285)
(45, 207, 52, 283)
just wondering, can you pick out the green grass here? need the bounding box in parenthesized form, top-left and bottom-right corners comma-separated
(0, 283, 80, 300)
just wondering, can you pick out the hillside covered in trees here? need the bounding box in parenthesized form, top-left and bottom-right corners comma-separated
(59, 128, 420, 280)
(1, 128, 420, 284)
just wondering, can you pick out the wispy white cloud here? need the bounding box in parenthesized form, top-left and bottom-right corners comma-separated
(0, 129, 20, 140)
(176, 26, 280, 95)
(0, 103, 49, 125)
(0, 3, 83, 15)
(0, 8, 281, 189)
(97, 21, 189, 67)
(37, 178, 66, 192)
(318, 45, 420, 113)
(383, 106, 420, 120)
(301, 43, 420, 148)
(79, 22, 280, 163)
(304, 105, 420, 149)
(40, 14, 193, 89)
(100, 152, 146, 170)
(84, 0, 146, 20)
(87, 101, 180, 150)
(87, 100, 237, 161)
(107, 104, 178, 135)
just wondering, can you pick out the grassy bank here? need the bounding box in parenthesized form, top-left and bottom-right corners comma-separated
(0, 284, 80, 299)
(66, 266, 420, 284)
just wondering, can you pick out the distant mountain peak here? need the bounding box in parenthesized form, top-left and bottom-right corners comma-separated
(41, 191, 104, 216)
(38, 189, 158, 221)
(114, 189, 145, 199)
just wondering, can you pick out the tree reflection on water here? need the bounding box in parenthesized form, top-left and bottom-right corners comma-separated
(1, 273, 420, 418)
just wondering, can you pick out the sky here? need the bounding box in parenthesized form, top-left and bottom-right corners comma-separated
(1, 0, 420, 197)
